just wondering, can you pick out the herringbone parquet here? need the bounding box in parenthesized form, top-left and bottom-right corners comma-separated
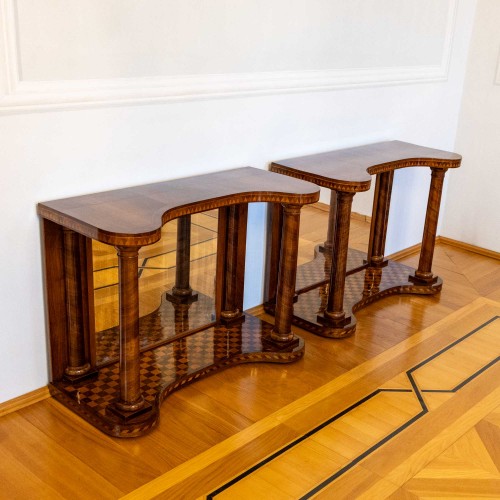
(393, 406, 500, 499)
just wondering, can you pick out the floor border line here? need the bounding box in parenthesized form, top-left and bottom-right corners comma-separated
(119, 297, 500, 500)
(208, 314, 499, 498)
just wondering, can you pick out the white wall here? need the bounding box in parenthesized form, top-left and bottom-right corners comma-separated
(441, 0, 500, 252)
(0, 0, 476, 402)
(15, 0, 450, 80)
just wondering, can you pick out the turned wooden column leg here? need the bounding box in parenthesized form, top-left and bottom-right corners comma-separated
(167, 215, 198, 306)
(42, 220, 68, 381)
(172, 215, 193, 297)
(367, 171, 394, 266)
(62, 229, 92, 379)
(321, 191, 338, 275)
(322, 191, 337, 255)
(173, 302, 190, 334)
(113, 245, 147, 414)
(219, 204, 248, 322)
(271, 204, 301, 343)
(411, 168, 447, 284)
(265, 203, 284, 305)
(324, 191, 355, 323)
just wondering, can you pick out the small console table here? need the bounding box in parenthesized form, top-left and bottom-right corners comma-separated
(265, 141, 461, 338)
(38, 167, 319, 437)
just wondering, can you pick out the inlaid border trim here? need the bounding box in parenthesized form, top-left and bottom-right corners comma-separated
(207, 316, 499, 499)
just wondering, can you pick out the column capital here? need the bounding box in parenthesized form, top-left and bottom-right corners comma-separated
(281, 203, 302, 216)
(336, 191, 356, 200)
(115, 245, 141, 256)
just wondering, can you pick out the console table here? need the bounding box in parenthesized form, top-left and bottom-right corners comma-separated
(38, 167, 319, 437)
(265, 141, 461, 338)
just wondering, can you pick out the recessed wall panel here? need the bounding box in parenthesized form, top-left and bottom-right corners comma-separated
(15, 0, 451, 82)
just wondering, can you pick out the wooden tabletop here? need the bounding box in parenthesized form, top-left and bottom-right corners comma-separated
(271, 141, 462, 192)
(38, 167, 319, 246)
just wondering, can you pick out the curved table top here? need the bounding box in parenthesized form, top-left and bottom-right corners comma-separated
(270, 141, 462, 192)
(38, 167, 319, 246)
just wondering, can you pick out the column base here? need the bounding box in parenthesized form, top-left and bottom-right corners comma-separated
(49, 313, 304, 438)
(107, 400, 153, 421)
(315, 311, 355, 338)
(263, 334, 300, 351)
(220, 313, 245, 325)
(63, 365, 99, 384)
(265, 248, 443, 340)
(409, 273, 438, 285)
(363, 257, 389, 268)
(165, 290, 199, 305)
(318, 244, 331, 254)
(317, 311, 351, 328)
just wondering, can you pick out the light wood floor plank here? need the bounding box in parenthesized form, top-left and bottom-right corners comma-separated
(401, 478, 500, 498)
(19, 399, 166, 488)
(123, 298, 498, 499)
(363, 368, 500, 487)
(0, 413, 123, 499)
(313, 466, 399, 500)
(0, 447, 67, 500)
(413, 427, 499, 479)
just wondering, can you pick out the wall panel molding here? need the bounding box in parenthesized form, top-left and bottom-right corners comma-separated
(495, 47, 500, 85)
(0, 0, 458, 114)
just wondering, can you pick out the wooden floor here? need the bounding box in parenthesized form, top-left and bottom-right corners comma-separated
(1, 204, 500, 499)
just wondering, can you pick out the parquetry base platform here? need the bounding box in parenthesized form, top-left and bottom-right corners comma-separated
(265, 248, 442, 338)
(50, 313, 305, 438)
(95, 292, 216, 365)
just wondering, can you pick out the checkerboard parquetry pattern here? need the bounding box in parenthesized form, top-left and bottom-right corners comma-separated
(293, 253, 441, 337)
(52, 314, 304, 437)
(266, 248, 441, 338)
(96, 292, 216, 364)
(295, 246, 366, 292)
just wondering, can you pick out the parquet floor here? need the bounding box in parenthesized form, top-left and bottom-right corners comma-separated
(393, 409, 500, 499)
(1, 204, 499, 499)
(125, 297, 500, 499)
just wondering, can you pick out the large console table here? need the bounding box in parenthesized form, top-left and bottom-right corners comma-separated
(265, 141, 461, 338)
(38, 167, 319, 437)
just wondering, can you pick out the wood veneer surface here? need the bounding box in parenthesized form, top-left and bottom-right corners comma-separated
(2, 206, 500, 499)
(271, 140, 461, 191)
(37, 167, 319, 245)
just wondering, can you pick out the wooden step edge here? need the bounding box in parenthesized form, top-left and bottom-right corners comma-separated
(0, 386, 50, 418)
(438, 236, 500, 260)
